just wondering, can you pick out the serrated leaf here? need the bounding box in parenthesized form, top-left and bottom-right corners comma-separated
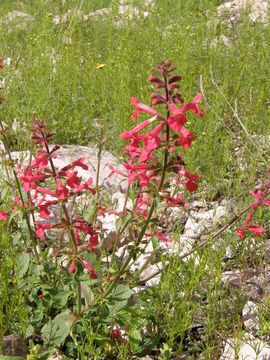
(108, 285, 132, 316)
(41, 311, 73, 347)
(16, 252, 30, 277)
(25, 323, 34, 338)
(112, 284, 132, 301)
(128, 329, 142, 351)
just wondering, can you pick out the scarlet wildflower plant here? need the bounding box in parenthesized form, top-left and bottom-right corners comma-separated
(0, 57, 269, 357)
(103, 60, 204, 297)
(236, 169, 270, 240)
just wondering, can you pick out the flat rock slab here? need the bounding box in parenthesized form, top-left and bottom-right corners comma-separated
(220, 334, 270, 359)
(217, 0, 268, 26)
(9, 144, 128, 193)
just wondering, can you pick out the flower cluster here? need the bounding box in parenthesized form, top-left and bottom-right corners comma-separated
(236, 170, 270, 239)
(109, 60, 203, 241)
(16, 119, 98, 278)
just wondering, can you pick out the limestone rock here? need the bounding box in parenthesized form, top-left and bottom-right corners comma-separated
(216, 0, 268, 27)
(2, 334, 27, 358)
(220, 333, 270, 359)
(183, 205, 227, 239)
(5, 10, 34, 22)
(242, 301, 259, 333)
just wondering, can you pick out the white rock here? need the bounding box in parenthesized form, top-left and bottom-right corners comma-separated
(221, 269, 254, 288)
(221, 270, 242, 287)
(184, 217, 203, 238)
(183, 206, 227, 239)
(85, 8, 111, 20)
(99, 213, 118, 250)
(5, 10, 34, 22)
(216, 0, 268, 27)
(220, 334, 270, 359)
(242, 301, 259, 332)
(29, 144, 127, 192)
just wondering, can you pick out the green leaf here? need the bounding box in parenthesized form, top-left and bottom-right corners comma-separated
(16, 252, 30, 278)
(113, 284, 132, 300)
(108, 285, 132, 316)
(52, 290, 72, 309)
(128, 329, 142, 352)
(115, 218, 123, 231)
(25, 323, 34, 338)
(41, 311, 73, 347)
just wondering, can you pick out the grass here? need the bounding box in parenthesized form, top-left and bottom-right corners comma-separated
(0, 0, 269, 197)
(0, 0, 269, 358)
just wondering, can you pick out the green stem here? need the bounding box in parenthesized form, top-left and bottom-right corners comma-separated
(109, 183, 131, 267)
(43, 137, 82, 316)
(0, 120, 40, 262)
(100, 73, 171, 300)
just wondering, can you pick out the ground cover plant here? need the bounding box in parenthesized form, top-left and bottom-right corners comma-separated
(0, 0, 270, 359)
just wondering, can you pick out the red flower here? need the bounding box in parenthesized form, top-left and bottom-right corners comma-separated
(37, 200, 57, 219)
(167, 112, 187, 132)
(177, 127, 195, 149)
(236, 227, 245, 239)
(60, 157, 88, 171)
(68, 260, 76, 274)
(80, 259, 97, 279)
(55, 178, 69, 199)
(157, 230, 173, 243)
(109, 328, 121, 339)
(65, 171, 81, 188)
(120, 118, 155, 140)
(178, 170, 200, 192)
(35, 222, 53, 238)
(248, 225, 264, 237)
(0, 210, 9, 221)
(31, 151, 48, 169)
(130, 97, 158, 121)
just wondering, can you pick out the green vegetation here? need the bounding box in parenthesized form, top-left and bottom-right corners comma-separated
(0, 0, 269, 359)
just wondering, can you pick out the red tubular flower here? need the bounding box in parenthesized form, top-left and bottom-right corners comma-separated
(176, 93, 204, 118)
(64, 171, 81, 188)
(247, 225, 264, 237)
(35, 222, 53, 238)
(177, 127, 195, 149)
(55, 178, 69, 199)
(157, 230, 173, 243)
(71, 176, 95, 195)
(68, 260, 76, 274)
(130, 97, 158, 121)
(178, 170, 200, 192)
(0, 210, 9, 221)
(37, 200, 58, 219)
(236, 227, 245, 239)
(167, 112, 187, 132)
(80, 259, 97, 279)
(120, 118, 155, 140)
(31, 151, 48, 169)
(18, 169, 46, 192)
(60, 157, 88, 171)
(108, 164, 127, 178)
